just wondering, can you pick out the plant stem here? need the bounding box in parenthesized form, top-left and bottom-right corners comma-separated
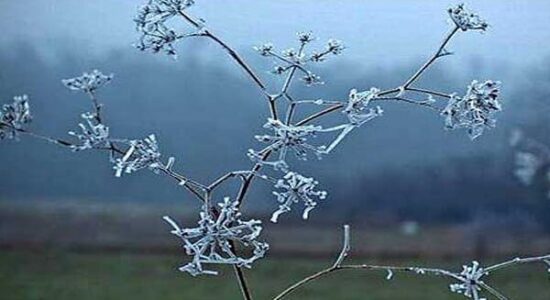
(402, 25, 459, 88)
(273, 225, 550, 300)
(177, 9, 279, 121)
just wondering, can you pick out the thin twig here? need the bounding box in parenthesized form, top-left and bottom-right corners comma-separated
(273, 225, 350, 300)
(273, 225, 550, 300)
(402, 25, 460, 88)
(177, 11, 266, 93)
(485, 254, 550, 272)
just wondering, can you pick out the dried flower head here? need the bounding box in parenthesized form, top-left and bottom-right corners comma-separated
(252, 118, 326, 164)
(113, 134, 162, 177)
(163, 197, 268, 276)
(441, 80, 501, 140)
(326, 39, 345, 55)
(255, 33, 344, 85)
(343, 88, 384, 126)
(62, 70, 113, 93)
(253, 43, 274, 56)
(448, 4, 488, 32)
(134, 0, 197, 57)
(68, 113, 110, 151)
(449, 261, 488, 300)
(301, 72, 323, 86)
(297, 31, 314, 44)
(0, 95, 32, 140)
(271, 171, 327, 223)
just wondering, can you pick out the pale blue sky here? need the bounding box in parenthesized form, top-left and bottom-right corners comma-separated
(1, 0, 549, 68)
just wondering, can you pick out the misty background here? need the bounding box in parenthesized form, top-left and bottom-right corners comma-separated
(0, 0, 549, 227)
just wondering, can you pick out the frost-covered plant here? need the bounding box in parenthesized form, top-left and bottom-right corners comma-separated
(112, 134, 163, 177)
(449, 261, 487, 299)
(163, 197, 268, 276)
(273, 226, 550, 300)
(134, 0, 198, 57)
(251, 118, 325, 165)
(343, 88, 384, 126)
(448, 3, 489, 32)
(2, 2, 548, 300)
(254, 32, 344, 86)
(62, 70, 113, 93)
(0, 95, 32, 140)
(269, 172, 327, 223)
(68, 112, 110, 151)
(441, 80, 502, 140)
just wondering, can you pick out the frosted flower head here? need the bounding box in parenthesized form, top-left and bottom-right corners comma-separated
(0, 95, 32, 140)
(163, 197, 269, 276)
(449, 261, 488, 300)
(282, 48, 301, 61)
(256, 34, 344, 85)
(343, 88, 384, 126)
(297, 31, 314, 44)
(448, 4, 488, 32)
(326, 39, 345, 55)
(62, 70, 113, 93)
(271, 172, 327, 223)
(113, 134, 162, 177)
(134, 0, 196, 57)
(441, 80, 501, 140)
(253, 118, 325, 164)
(271, 65, 287, 75)
(68, 112, 110, 151)
(301, 73, 323, 86)
(254, 43, 274, 56)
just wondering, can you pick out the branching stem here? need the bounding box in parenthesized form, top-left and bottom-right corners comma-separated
(273, 226, 550, 300)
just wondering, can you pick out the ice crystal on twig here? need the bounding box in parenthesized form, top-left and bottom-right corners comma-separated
(163, 197, 268, 276)
(441, 80, 501, 140)
(326, 39, 345, 55)
(0, 95, 32, 140)
(271, 172, 327, 223)
(134, 0, 198, 57)
(254, 33, 344, 86)
(449, 261, 488, 300)
(301, 73, 323, 86)
(252, 118, 326, 164)
(448, 4, 488, 32)
(68, 113, 110, 151)
(62, 70, 113, 93)
(113, 134, 162, 177)
(297, 31, 314, 44)
(254, 43, 274, 56)
(343, 88, 384, 126)
(247, 149, 290, 172)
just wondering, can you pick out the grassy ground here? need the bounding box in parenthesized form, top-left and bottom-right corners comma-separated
(0, 250, 548, 300)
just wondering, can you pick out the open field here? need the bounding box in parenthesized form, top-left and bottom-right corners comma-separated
(1, 250, 549, 300)
(2, 200, 549, 258)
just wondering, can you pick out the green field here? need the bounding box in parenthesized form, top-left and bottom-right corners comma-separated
(0, 250, 548, 300)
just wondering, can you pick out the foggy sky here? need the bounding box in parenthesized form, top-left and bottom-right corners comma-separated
(1, 0, 550, 69)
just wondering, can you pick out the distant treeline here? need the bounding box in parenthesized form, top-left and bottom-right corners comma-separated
(0, 41, 548, 226)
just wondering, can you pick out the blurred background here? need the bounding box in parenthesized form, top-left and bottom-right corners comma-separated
(0, 1, 549, 299)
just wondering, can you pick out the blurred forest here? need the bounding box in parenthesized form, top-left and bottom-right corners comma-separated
(0, 40, 548, 228)
(1, 2, 549, 299)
